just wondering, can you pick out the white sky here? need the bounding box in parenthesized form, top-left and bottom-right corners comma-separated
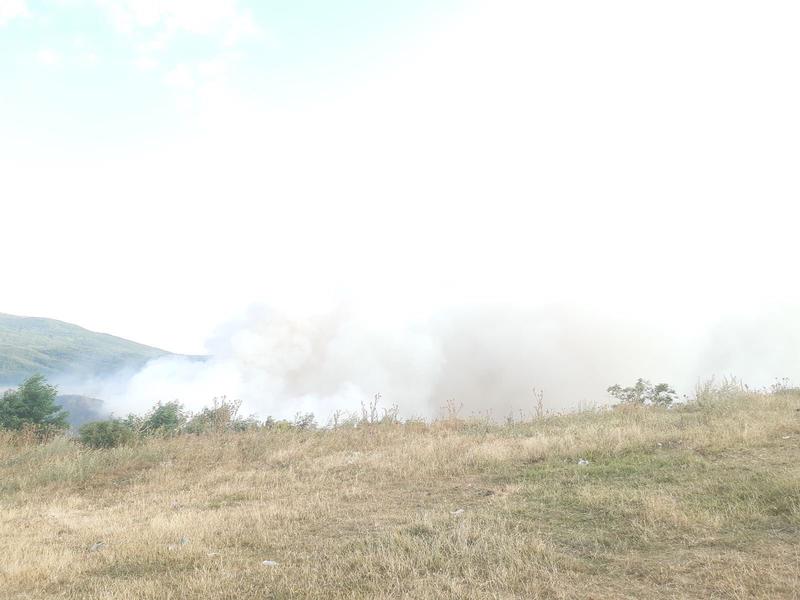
(2, 0, 799, 354)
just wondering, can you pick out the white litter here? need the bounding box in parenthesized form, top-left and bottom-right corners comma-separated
(262, 560, 279, 567)
(89, 542, 105, 553)
(577, 458, 590, 466)
(450, 508, 465, 516)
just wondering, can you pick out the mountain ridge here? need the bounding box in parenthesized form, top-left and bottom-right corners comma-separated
(0, 312, 175, 385)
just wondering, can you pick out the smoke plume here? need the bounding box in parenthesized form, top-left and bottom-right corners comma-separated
(60, 301, 800, 422)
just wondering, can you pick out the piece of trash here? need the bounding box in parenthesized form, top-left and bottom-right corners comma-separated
(89, 542, 105, 553)
(450, 508, 465, 516)
(577, 458, 589, 466)
(262, 560, 279, 567)
(782, 435, 791, 440)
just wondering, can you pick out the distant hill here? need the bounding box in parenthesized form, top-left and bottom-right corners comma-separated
(0, 312, 172, 386)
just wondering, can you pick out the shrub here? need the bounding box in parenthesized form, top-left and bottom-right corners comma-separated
(607, 378, 677, 406)
(79, 420, 135, 449)
(185, 397, 259, 434)
(140, 401, 188, 436)
(263, 417, 298, 431)
(293, 412, 317, 430)
(0, 374, 69, 433)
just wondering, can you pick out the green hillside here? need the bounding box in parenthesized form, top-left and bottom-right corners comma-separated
(0, 313, 170, 385)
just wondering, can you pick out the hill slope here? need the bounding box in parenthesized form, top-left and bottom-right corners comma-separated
(0, 312, 170, 385)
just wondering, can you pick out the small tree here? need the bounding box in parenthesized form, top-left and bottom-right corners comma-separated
(607, 378, 677, 407)
(0, 374, 69, 431)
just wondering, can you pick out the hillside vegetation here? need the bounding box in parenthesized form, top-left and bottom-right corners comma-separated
(0, 313, 170, 385)
(1, 385, 798, 599)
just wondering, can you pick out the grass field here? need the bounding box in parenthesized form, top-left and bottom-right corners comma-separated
(1, 385, 799, 599)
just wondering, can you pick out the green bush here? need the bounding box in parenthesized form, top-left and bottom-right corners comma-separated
(0, 374, 69, 433)
(79, 420, 135, 449)
(139, 401, 188, 436)
(607, 378, 677, 406)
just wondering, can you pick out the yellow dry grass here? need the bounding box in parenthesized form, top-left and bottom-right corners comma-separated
(1, 389, 799, 599)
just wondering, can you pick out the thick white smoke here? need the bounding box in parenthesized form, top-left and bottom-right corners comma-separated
(63, 301, 800, 422)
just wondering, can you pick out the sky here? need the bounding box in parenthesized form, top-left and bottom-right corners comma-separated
(2, 1, 800, 411)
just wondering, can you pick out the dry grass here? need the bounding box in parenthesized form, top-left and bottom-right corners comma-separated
(1, 389, 799, 599)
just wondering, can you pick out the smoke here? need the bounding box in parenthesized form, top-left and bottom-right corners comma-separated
(59, 301, 800, 422)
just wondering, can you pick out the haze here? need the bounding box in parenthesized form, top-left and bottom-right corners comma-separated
(2, 0, 799, 417)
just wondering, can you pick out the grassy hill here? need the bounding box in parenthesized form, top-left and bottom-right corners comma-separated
(0, 313, 170, 385)
(1, 384, 798, 599)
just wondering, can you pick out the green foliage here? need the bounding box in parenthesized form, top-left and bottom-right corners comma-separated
(262, 416, 296, 431)
(0, 374, 69, 432)
(79, 419, 135, 449)
(139, 401, 188, 435)
(30, 392, 326, 449)
(607, 378, 677, 406)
